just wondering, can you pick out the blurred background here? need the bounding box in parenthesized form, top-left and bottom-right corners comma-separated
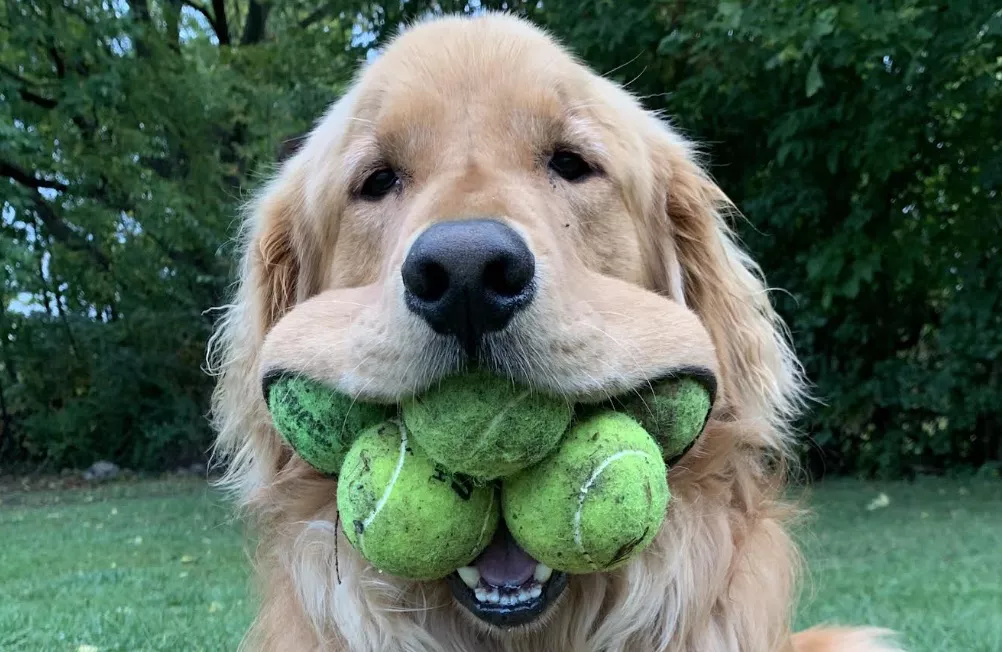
(2, 0, 1000, 479)
(1, 2, 1000, 651)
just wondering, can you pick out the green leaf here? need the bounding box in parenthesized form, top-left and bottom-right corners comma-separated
(812, 7, 839, 40)
(806, 56, 824, 97)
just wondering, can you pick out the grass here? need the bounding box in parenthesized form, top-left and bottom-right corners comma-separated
(793, 478, 1002, 651)
(0, 478, 252, 652)
(0, 476, 999, 651)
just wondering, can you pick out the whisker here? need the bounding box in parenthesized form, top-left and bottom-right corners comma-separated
(602, 50, 644, 79)
(579, 321, 654, 395)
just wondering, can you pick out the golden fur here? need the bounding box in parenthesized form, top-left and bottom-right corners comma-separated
(208, 13, 902, 652)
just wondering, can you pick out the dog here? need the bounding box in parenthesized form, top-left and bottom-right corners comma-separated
(208, 12, 901, 652)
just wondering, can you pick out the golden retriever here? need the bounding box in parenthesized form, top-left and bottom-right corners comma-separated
(208, 12, 902, 652)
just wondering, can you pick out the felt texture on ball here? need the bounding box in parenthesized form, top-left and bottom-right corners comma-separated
(617, 376, 713, 460)
(266, 375, 391, 475)
(337, 420, 500, 580)
(401, 371, 573, 480)
(502, 411, 669, 574)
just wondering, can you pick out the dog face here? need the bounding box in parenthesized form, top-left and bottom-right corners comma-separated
(212, 13, 804, 650)
(255, 17, 720, 407)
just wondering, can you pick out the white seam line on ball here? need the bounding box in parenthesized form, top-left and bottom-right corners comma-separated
(480, 390, 530, 442)
(473, 490, 496, 557)
(573, 450, 651, 558)
(362, 422, 409, 536)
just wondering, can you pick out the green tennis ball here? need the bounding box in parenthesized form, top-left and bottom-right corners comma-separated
(502, 411, 669, 574)
(617, 376, 713, 460)
(337, 420, 500, 580)
(401, 371, 573, 480)
(267, 375, 391, 475)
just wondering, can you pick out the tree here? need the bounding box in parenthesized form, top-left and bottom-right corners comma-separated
(2, 0, 999, 476)
(528, 0, 1002, 476)
(0, 0, 361, 468)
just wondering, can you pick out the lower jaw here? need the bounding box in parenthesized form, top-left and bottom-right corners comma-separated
(446, 571, 569, 628)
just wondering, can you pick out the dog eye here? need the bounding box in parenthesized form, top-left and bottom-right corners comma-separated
(359, 167, 400, 199)
(548, 149, 593, 182)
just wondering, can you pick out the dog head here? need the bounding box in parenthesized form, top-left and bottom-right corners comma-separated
(210, 13, 803, 650)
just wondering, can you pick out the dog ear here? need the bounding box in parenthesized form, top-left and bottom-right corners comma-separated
(250, 171, 312, 334)
(208, 96, 357, 498)
(646, 125, 805, 450)
(206, 158, 313, 497)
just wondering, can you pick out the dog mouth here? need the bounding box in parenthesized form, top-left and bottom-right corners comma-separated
(447, 523, 568, 628)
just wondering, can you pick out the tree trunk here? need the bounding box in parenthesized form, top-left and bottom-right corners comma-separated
(212, 0, 231, 45)
(241, 0, 270, 45)
(165, 0, 182, 51)
(128, 0, 152, 58)
(0, 308, 17, 383)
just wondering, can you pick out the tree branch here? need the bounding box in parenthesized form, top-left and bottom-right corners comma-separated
(48, 46, 65, 78)
(182, 1, 218, 35)
(18, 87, 59, 109)
(0, 63, 43, 88)
(1, 160, 69, 192)
(0, 65, 60, 108)
(26, 191, 111, 271)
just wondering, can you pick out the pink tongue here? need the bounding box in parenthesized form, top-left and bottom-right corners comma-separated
(475, 527, 537, 587)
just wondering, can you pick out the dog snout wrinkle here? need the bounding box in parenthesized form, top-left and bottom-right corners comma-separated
(402, 219, 535, 353)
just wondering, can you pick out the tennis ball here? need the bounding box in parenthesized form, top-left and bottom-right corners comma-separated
(617, 376, 713, 460)
(337, 420, 500, 580)
(266, 375, 391, 475)
(401, 370, 573, 480)
(502, 411, 668, 574)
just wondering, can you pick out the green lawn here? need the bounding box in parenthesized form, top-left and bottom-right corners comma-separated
(0, 477, 998, 652)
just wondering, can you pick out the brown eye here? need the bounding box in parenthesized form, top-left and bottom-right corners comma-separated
(360, 167, 400, 199)
(548, 149, 593, 182)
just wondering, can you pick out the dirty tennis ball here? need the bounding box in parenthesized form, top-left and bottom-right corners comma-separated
(337, 420, 500, 580)
(502, 411, 669, 574)
(266, 375, 392, 475)
(617, 376, 713, 460)
(402, 370, 573, 480)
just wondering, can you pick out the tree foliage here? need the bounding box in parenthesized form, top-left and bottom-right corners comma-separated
(2, 0, 999, 477)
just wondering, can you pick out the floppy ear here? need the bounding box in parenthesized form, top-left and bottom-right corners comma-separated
(208, 89, 362, 499)
(207, 158, 314, 499)
(646, 125, 805, 452)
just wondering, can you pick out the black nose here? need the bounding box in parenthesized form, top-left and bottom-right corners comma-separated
(401, 219, 535, 352)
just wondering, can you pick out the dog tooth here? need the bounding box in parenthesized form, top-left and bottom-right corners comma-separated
(529, 584, 542, 599)
(457, 566, 480, 589)
(534, 563, 553, 583)
(517, 589, 530, 603)
(486, 589, 500, 604)
(474, 587, 488, 602)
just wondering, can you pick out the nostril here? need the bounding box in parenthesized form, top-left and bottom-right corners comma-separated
(402, 219, 536, 347)
(483, 256, 532, 299)
(412, 261, 450, 303)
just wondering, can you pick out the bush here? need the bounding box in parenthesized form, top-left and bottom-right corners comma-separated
(2, 1, 999, 477)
